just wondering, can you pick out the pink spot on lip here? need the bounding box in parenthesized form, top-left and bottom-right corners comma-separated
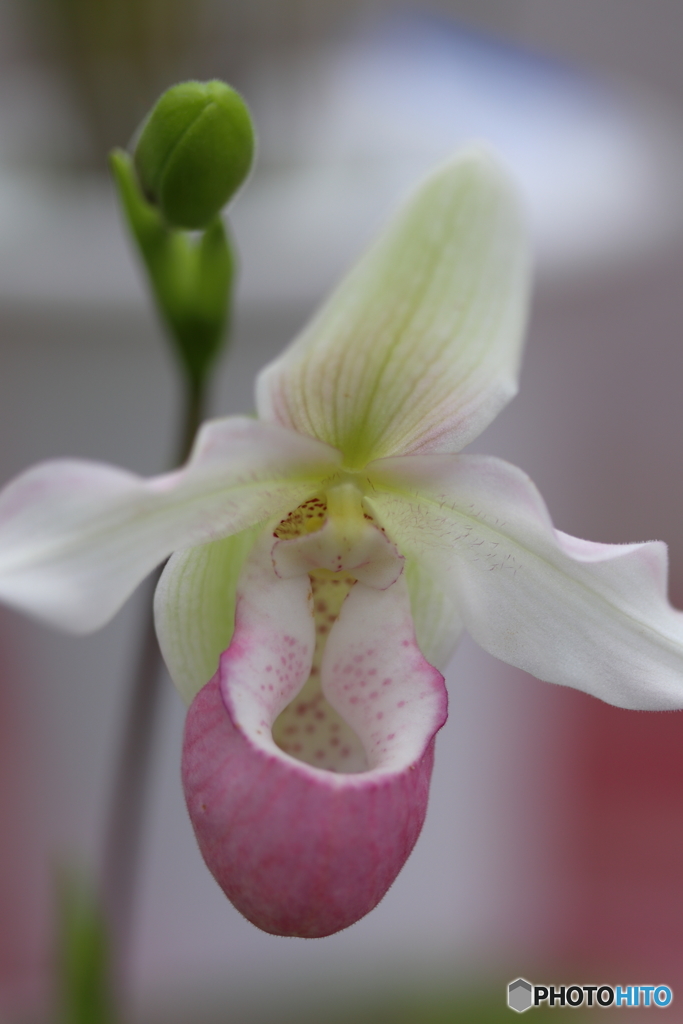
(265, 665, 272, 672)
(369, 691, 378, 699)
(350, 697, 359, 705)
(376, 712, 384, 720)
(382, 678, 392, 686)
(397, 701, 406, 708)
(388, 733, 395, 740)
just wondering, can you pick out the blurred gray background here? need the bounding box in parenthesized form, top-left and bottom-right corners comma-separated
(2, 1, 683, 1021)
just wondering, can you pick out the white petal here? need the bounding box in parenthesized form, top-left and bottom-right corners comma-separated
(257, 147, 531, 467)
(0, 418, 340, 632)
(367, 454, 683, 710)
(154, 524, 263, 705)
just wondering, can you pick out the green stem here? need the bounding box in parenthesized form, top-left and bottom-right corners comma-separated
(99, 375, 208, 1012)
(176, 376, 205, 467)
(100, 147, 232, 1018)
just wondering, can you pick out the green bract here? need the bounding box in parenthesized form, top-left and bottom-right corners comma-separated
(134, 80, 254, 230)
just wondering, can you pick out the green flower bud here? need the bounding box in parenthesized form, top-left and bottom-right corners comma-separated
(134, 80, 254, 230)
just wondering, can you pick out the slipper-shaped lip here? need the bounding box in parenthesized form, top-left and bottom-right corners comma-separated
(183, 674, 441, 937)
(182, 538, 447, 937)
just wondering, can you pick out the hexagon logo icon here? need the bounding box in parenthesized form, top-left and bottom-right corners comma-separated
(508, 978, 533, 1013)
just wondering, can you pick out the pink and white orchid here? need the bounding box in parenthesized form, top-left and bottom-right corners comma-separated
(1, 149, 683, 938)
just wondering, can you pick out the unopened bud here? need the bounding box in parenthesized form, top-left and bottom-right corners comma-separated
(134, 80, 254, 230)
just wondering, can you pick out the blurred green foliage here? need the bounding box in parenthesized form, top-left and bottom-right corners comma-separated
(281, 990, 589, 1024)
(300, 990, 590, 1023)
(56, 872, 115, 1024)
(141, 984, 595, 1024)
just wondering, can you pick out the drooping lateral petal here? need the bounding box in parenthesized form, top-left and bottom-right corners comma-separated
(154, 524, 263, 705)
(0, 418, 340, 632)
(182, 538, 447, 937)
(256, 147, 531, 467)
(366, 454, 683, 710)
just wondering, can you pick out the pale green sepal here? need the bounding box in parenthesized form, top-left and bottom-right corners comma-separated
(403, 553, 463, 671)
(155, 523, 263, 705)
(257, 146, 531, 467)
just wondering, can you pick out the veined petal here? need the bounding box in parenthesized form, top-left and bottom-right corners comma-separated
(154, 524, 263, 705)
(256, 147, 531, 467)
(0, 418, 340, 632)
(367, 454, 683, 710)
(182, 535, 447, 937)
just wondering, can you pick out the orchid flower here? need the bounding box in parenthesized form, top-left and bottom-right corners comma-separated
(2, 149, 683, 940)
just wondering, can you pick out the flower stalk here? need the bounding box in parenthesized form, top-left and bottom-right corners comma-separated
(109, 149, 234, 396)
(99, 376, 209, 997)
(98, 81, 253, 1009)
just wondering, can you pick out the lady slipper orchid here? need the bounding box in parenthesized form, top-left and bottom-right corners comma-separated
(1, 148, 683, 938)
